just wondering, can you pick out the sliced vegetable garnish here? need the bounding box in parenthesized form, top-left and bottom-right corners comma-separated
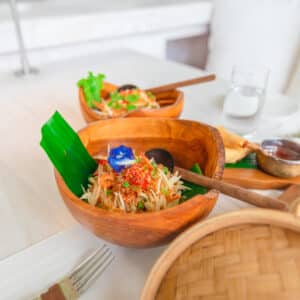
(126, 104, 137, 111)
(108, 91, 123, 107)
(125, 94, 139, 103)
(163, 166, 169, 175)
(77, 71, 105, 108)
(123, 181, 130, 188)
(146, 91, 155, 99)
(137, 200, 145, 210)
(106, 189, 113, 196)
(40, 111, 97, 196)
(181, 163, 207, 202)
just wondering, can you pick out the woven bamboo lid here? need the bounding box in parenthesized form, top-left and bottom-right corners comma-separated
(141, 186, 300, 300)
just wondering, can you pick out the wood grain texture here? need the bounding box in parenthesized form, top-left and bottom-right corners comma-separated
(55, 118, 224, 248)
(223, 168, 300, 189)
(141, 201, 300, 299)
(175, 167, 288, 211)
(145, 74, 216, 94)
(40, 284, 66, 300)
(79, 82, 184, 123)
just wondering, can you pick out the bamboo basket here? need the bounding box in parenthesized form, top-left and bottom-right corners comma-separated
(141, 185, 300, 299)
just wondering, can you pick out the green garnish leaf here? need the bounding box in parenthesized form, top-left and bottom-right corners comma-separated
(77, 72, 105, 108)
(126, 104, 137, 111)
(137, 200, 145, 210)
(225, 153, 257, 169)
(161, 187, 169, 196)
(106, 189, 113, 196)
(123, 181, 130, 188)
(146, 91, 155, 99)
(109, 91, 123, 103)
(151, 161, 157, 167)
(163, 166, 169, 175)
(125, 94, 139, 103)
(151, 168, 157, 178)
(40, 111, 97, 197)
(181, 163, 207, 203)
(135, 157, 141, 163)
(112, 103, 122, 110)
(191, 163, 203, 174)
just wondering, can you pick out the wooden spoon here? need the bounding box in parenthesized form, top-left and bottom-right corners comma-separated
(145, 148, 288, 211)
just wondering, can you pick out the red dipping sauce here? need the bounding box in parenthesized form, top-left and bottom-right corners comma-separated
(262, 140, 300, 161)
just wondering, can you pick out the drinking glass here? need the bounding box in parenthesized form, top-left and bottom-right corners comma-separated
(221, 65, 269, 136)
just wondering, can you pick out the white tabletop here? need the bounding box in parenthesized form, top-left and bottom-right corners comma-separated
(0, 50, 280, 299)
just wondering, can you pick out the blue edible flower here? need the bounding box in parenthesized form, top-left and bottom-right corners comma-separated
(108, 145, 135, 172)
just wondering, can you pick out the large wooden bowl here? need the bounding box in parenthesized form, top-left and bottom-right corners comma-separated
(79, 82, 184, 123)
(54, 118, 224, 248)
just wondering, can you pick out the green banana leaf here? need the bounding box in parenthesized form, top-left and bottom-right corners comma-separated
(225, 153, 258, 169)
(181, 163, 208, 202)
(40, 111, 97, 196)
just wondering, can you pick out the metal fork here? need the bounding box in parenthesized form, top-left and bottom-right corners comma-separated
(34, 245, 114, 300)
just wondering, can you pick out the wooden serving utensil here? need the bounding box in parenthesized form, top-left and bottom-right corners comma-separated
(145, 148, 289, 211)
(145, 74, 216, 94)
(117, 74, 215, 118)
(117, 74, 216, 94)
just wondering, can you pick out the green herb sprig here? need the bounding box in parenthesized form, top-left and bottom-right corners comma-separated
(77, 71, 105, 108)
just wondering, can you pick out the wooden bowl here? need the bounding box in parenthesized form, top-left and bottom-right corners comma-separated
(54, 118, 224, 248)
(79, 82, 184, 123)
(141, 185, 300, 299)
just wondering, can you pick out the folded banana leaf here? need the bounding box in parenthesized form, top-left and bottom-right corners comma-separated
(40, 111, 97, 196)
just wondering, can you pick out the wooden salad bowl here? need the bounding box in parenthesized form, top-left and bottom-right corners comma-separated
(79, 82, 184, 123)
(54, 118, 224, 248)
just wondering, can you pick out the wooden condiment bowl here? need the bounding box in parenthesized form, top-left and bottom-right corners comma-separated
(79, 82, 184, 123)
(54, 118, 224, 248)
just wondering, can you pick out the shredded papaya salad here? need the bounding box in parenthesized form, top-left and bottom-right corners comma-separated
(81, 145, 187, 212)
(77, 72, 159, 118)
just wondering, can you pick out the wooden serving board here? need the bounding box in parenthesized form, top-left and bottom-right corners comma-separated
(223, 168, 300, 189)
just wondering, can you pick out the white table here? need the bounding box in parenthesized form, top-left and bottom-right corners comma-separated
(0, 50, 278, 299)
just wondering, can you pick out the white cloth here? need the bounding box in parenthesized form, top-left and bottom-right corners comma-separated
(206, 0, 300, 93)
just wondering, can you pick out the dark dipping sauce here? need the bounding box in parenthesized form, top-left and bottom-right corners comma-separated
(262, 139, 300, 161)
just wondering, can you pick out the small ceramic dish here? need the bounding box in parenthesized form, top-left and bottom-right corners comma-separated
(54, 118, 224, 248)
(79, 82, 184, 123)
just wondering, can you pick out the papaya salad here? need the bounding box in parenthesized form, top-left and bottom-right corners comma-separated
(81, 145, 188, 213)
(77, 72, 159, 118)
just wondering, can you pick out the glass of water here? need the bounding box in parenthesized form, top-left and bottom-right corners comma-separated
(221, 65, 269, 136)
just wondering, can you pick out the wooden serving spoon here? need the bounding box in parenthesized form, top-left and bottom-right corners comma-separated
(117, 74, 216, 94)
(145, 148, 289, 211)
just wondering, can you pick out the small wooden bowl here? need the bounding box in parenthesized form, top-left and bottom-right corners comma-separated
(54, 118, 224, 248)
(79, 82, 184, 123)
(141, 185, 300, 299)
